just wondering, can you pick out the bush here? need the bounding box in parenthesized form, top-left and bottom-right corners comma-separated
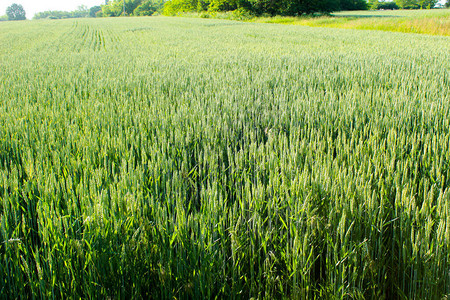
(376, 1, 399, 9)
(199, 11, 212, 17)
(230, 8, 255, 20)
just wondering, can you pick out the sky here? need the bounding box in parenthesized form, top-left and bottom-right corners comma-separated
(1, 0, 106, 19)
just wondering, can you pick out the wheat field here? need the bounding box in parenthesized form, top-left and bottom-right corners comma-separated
(0, 17, 449, 298)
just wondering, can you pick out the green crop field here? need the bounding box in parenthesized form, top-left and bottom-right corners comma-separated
(0, 17, 449, 299)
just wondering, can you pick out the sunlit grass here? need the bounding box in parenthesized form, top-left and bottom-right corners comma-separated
(256, 9, 450, 36)
(0, 17, 449, 298)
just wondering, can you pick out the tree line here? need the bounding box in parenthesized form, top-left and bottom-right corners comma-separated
(98, 0, 366, 16)
(2, 0, 447, 22)
(89, 0, 163, 17)
(164, 0, 368, 15)
(368, 0, 439, 9)
(163, 0, 444, 14)
(31, 1, 165, 19)
(33, 5, 92, 20)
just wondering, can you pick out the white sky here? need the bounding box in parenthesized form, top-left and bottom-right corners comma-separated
(1, 0, 106, 19)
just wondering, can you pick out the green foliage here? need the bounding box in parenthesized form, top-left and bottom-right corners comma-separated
(163, 0, 198, 15)
(34, 11, 67, 19)
(34, 6, 89, 20)
(163, 0, 439, 14)
(247, 0, 283, 15)
(101, 0, 125, 16)
(284, 0, 341, 15)
(208, 0, 239, 11)
(367, 0, 379, 9)
(446, 0, 450, 7)
(416, 0, 438, 8)
(339, 0, 368, 10)
(125, 0, 146, 14)
(89, 6, 102, 17)
(229, 7, 256, 19)
(197, 0, 211, 11)
(100, 0, 162, 16)
(369, 0, 436, 9)
(6, 3, 26, 20)
(0, 17, 449, 299)
(394, 0, 437, 9)
(375, 1, 399, 9)
(164, 0, 354, 16)
(72, 5, 89, 18)
(0, 15, 8, 21)
(134, 0, 165, 16)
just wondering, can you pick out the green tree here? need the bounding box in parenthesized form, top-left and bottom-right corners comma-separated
(416, 0, 437, 8)
(101, 0, 144, 16)
(279, 0, 340, 15)
(209, 0, 239, 11)
(163, 0, 197, 15)
(134, 0, 164, 15)
(163, 0, 344, 15)
(72, 5, 89, 18)
(89, 6, 102, 17)
(367, 0, 379, 9)
(446, 0, 450, 7)
(6, 3, 26, 20)
(126, 0, 145, 14)
(395, 0, 419, 8)
(33, 7, 90, 20)
(101, 1, 124, 16)
(376, 1, 399, 9)
(340, 0, 367, 10)
(247, 0, 282, 15)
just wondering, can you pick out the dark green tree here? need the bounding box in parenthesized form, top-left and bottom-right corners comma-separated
(446, 0, 450, 7)
(340, 0, 367, 10)
(89, 6, 102, 17)
(376, 1, 398, 9)
(163, 0, 345, 16)
(247, 0, 282, 15)
(125, 0, 144, 14)
(6, 3, 26, 20)
(279, 0, 340, 15)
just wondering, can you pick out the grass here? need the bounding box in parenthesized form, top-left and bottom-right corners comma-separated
(183, 8, 450, 36)
(0, 16, 449, 298)
(258, 9, 450, 36)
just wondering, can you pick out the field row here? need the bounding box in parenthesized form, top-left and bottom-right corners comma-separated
(0, 17, 449, 298)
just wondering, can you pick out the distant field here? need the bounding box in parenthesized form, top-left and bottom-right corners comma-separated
(0, 17, 449, 298)
(257, 8, 450, 35)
